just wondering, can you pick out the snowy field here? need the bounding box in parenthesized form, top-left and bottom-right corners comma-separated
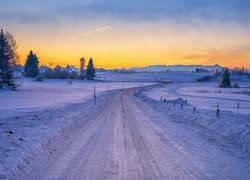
(144, 82, 250, 114)
(0, 77, 153, 117)
(96, 71, 211, 82)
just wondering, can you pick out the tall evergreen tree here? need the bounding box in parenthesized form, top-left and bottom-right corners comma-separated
(220, 68, 231, 88)
(24, 50, 39, 77)
(86, 58, 95, 80)
(0, 30, 12, 77)
(0, 29, 16, 90)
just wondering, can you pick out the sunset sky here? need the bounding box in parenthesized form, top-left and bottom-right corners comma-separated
(1, 0, 250, 68)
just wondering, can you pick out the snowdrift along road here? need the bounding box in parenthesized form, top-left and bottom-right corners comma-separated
(8, 87, 250, 179)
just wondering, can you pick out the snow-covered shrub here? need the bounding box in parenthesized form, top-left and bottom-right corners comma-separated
(34, 74, 46, 82)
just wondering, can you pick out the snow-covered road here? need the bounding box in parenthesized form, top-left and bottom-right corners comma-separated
(14, 88, 249, 179)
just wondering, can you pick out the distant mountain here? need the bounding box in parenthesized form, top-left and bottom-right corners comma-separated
(128, 64, 222, 72)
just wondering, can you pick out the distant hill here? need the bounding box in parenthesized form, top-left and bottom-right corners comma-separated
(128, 64, 222, 72)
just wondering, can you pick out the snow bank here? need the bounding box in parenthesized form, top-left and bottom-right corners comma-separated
(144, 82, 250, 114)
(168, 98, 188, 105)
(137, 88, 250, 156)
(0, 89, 120, 178)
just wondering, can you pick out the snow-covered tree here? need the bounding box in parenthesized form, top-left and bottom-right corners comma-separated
(0, 29, 16, 90)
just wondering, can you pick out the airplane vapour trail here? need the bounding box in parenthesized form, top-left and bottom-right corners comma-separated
(69, 26, 110, 39)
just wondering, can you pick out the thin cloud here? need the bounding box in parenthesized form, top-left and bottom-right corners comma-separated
(69, 26, 110, 39)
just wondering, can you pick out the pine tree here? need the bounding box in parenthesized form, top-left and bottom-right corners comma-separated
(220, 68, 231, 88)
(86, 58, 95, 80)
(0, 29, 16, 90)
(0, 29, 11, 77)
(24, 50, 39, 77)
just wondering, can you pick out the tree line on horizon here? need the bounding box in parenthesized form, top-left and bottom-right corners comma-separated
(24, 51, 95, 81)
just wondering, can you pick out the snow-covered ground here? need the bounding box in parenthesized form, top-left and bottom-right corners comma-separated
(137, 87, 250, 155)
(1, 75, 249, 179)
(0, 77, 153, 118)
(144, 82, 250, 114)
(0, 78, 154, 178)
(0, 89, 114, 178)
(96, 71, 212, 82)
(2, 87, 250, 179)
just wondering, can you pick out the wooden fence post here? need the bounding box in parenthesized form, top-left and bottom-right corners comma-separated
(94, 86, 96, 105)
(216, 108, 220, 117)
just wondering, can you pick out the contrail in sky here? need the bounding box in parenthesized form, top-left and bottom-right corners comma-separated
(69, 26, 110, 39)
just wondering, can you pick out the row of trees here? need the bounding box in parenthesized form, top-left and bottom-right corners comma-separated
(0, 29, 19, 90)
(42, 65, 78, 79)
(230, 67, 249, 75)
(23, 51, 96, 80)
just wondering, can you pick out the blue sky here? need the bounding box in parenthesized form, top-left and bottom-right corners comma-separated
(1, 0, 250, 24)
(0, 0, 249, 68)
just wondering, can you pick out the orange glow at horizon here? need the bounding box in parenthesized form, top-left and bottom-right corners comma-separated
(14, 22, 250, 69)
